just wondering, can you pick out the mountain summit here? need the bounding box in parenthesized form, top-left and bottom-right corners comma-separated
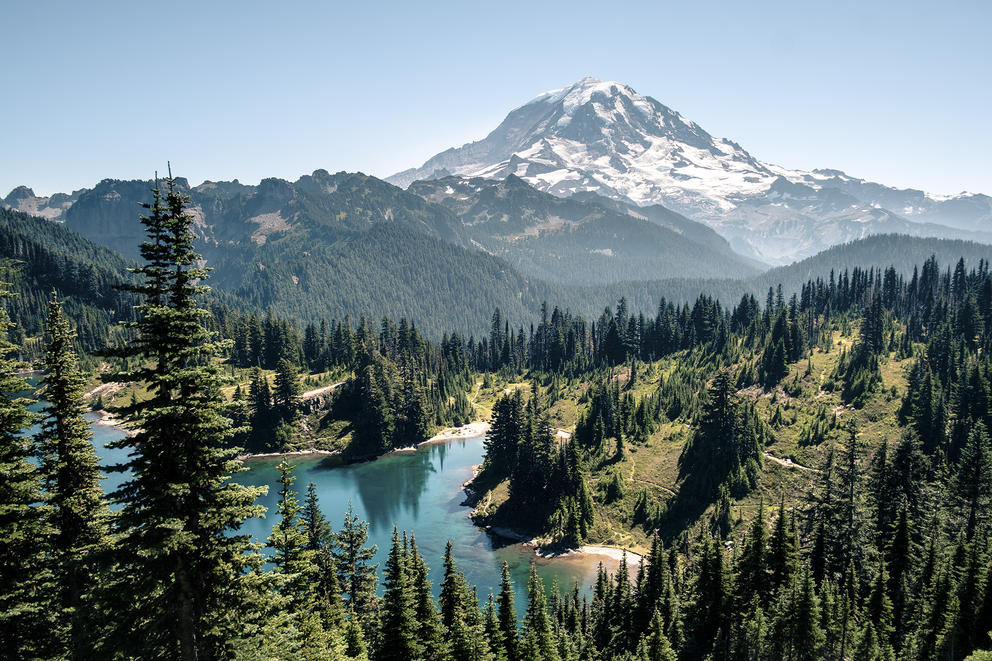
(389, 78, 992, 263)
(390, 77, 771, 215)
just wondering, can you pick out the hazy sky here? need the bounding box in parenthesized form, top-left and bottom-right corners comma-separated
(3, 0, 989, 197)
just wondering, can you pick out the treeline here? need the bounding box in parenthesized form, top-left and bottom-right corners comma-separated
(332, 320, 475, 458)
(468, 253, 992, 659)
(478, 387, 595, 546)
(469, 255, 992, 538)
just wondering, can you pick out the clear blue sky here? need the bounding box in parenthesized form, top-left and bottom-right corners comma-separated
(3, 0, 989, 197)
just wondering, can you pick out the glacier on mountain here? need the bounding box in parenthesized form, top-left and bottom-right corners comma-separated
(388, 78, 992, 264)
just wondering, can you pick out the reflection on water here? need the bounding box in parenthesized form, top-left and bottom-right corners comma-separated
(29, 377, 620, 614)
(236, 437, 618, 611)
(326, 448, 439, 530)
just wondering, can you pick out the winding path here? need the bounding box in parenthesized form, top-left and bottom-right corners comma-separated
(763, 451, 818, 473)
(300, 381, 344, 400)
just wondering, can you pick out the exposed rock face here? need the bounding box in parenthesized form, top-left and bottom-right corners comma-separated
(2, 185, 85, 221)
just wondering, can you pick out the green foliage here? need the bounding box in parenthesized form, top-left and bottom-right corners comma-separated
(519, 563, 559, 661)
(0, 207, 139, 357)
(332, 504, 378, 620)
(673, 372, 765, 522)
(102, 177, 267, 659)
(37, 292, 113, 657)
(378, 527, 424, 661)
(0, 284, 47, 658)
(10, 174, 992, 661)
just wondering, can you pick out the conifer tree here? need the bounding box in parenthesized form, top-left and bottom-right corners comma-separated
(483, 594, 505, 661)
(866, 558, 895, 649)
(379, 527, 423, 661)
(104, 175, 267, 660)
(831, 423, 865, 578)
(768, 499, 798, 595)
(640, 610, 677, 661)
(497, 562, 519, 661)
(38, 291, 112, 658)
(686, 537, 729, 659)
(635, 536, 664, 632)
(955, 421, 992, 539)
(249, 366, 272, 419)
(302, 483, 331, 550)
(396, 362, 430, 447)
(301, 483, 345, 629)
(333, 504, 379, 619)
(274, 357, 303, 416)
(483, 392, 522, 481)
(438, 541, 492, 660)
(736, 499, 768, 607)
(611, 554, 634, 652)
(268, 461, 331, 658)
(519, 562, 560, 661)
(440, 541, 467, 630)
(343, 607, 370, 659)
(353, 362, 395, 456)
(0, 283, 47, 658)
(792, 569, 825, 661)
(408, 536, 449, 660)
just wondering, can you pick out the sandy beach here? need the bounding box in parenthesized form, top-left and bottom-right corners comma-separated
(485, 525, 644, 564)
(238, 448, 338, 461)
(91, 409, 137, 436)
(422, 421, 490, 445)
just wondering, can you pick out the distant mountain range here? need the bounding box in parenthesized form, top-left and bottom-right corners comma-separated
(5, 77, 992, 333)
(4, 198, 992, 340)
(388, 77, 992, 264)
(4, 165, 756, 279)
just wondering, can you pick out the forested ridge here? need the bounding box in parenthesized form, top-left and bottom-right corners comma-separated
(3, 175, 992, 660)
(11, 170, 992, 339)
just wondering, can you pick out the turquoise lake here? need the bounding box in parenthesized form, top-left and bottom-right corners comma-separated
(28, 384, 622, 610)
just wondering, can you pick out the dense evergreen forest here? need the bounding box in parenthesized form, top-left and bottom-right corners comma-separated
(0, 207, 140, 356)
(4, 175, 992, 661)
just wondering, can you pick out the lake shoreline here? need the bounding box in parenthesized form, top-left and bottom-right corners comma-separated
(88, 413, 631, 564)
(92, 409, 136, 437)
(237, 420, 491, 462)
(485, 525, 644, 565)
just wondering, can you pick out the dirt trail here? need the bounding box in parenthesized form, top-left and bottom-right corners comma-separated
(763, 451, 818, 473)
(300, 381, 344, 400)
(85, 382, 125, 400)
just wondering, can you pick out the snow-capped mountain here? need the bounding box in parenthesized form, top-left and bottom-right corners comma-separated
(388, 77, 992, 264)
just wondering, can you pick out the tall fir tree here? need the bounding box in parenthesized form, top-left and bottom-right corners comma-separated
(955, 421, 992, 539)
(267, 460, 332, 658)
(378, 527, 424, 661)
(332, 503, 379, 620)
(497, 561, 519, 661)
(408, 536, 449, 661)
(274, 357, 302, 409)
(0, 281, 48, 658)
(105, 175, 266, 659)
(38, 291, 112, 659)
(301, 482, 345, 630)
(519, 562, 560, 661)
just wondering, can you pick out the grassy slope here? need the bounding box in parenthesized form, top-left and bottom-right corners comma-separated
(467, 318, 912, 555)
(90, 313, 910, 552)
